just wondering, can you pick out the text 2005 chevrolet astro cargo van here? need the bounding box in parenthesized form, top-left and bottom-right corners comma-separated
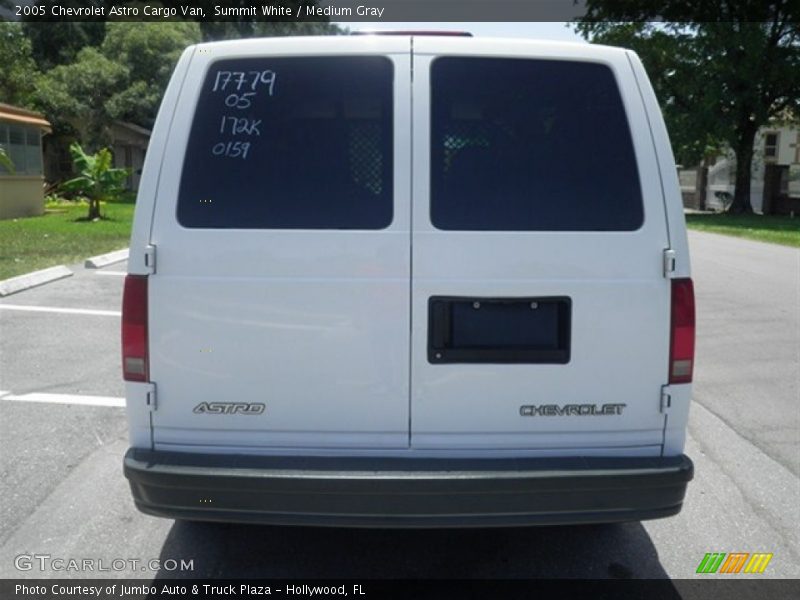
(122, 35, 695, 526)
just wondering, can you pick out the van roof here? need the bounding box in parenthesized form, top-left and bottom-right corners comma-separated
(190, 35, 630, 61)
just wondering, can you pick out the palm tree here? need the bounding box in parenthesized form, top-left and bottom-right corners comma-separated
(59, 142, 130, 220)
(0, 146, 14, 173)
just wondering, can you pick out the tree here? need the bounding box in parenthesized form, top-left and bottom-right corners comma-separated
(101, 22, 202, 128)
(0, 23, 38, 106)
(0, 146, 14, 173)
(576, 3, 800, 213)
(173, 0, 343, 41)
(29, 22, 200, 177)
(573, 23, 723, 168)
(22, 20, 106, 71)
(33, 47, 128, 149)
(253, 21, 345, 37)
(200, 20, 344, 42)
(24, 14, 342, 187)
(59, 143, 130, 220)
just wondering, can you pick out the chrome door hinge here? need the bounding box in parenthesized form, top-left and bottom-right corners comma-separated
(663, 248, 676, 278)
(144, 244, 157, 275)
(145, 383, 157, 412)
(660, 385, 672, 414)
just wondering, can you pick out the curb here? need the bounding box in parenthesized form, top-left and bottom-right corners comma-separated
(85, 248, 129, 269)
(0, 266, 73, 297)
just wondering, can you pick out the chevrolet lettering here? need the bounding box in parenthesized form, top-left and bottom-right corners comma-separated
(519, 404, 627, 417)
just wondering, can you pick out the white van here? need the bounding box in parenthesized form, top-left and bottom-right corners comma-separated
(122, 34, 695, 526)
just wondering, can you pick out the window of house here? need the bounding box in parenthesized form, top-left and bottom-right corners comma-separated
(795, 132, 800, 164)
(764, 132, 779, 161)
(7, 125, 26, 173)
(177, 56, 394, 230)
(0, 123, 43, 176)
(25, 130, 42, 174)
(0, 124, 7, 174)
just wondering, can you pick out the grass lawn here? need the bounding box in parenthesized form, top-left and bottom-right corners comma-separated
(0, 201, 134, 281)
(685, 213, 800, 248)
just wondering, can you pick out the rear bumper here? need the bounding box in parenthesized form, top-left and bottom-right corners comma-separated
(124, 449, 693, 528)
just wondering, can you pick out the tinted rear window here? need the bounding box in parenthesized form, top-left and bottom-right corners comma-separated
(178, 56, 393, 229)
(430, 57, 643, 231)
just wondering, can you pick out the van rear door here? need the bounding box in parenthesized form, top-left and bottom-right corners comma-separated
(410, 38, 671, 453)
(147, 38, 412, 451)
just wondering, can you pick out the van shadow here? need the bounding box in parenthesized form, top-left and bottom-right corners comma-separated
(153, 519, 677, 581)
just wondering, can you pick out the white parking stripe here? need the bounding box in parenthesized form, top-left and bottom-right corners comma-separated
(0, 304, 121, 317)
(95, 271, 127, 276)
(0, 392, 125, 408)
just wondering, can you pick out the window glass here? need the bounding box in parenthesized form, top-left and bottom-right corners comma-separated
(25, 140, 42, 174)
(26, 130, 40, 146)
(178, 56, 393, 229)
(764, 132, 778, 159)
(0, 124, 9, 174)
(430, 57, 644, 231)
(8, 126, 27, 173)
(8, 126, 23, 145)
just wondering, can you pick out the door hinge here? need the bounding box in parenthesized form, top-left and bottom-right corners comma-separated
(663, 248, 676, 278)
(660, 385, 672, 413)
(144, 244, 156, 275)
(145, 382, 157, 412)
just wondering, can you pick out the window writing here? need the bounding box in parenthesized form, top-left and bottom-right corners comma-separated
(177, 56, 394, 229)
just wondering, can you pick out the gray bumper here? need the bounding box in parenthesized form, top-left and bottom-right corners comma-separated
(124, 449, 693, 527)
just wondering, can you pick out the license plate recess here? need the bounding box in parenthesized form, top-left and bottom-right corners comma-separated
(428, 297, 571, 364)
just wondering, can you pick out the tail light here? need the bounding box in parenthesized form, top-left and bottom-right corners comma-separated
(122, 275, 149, 382)
(669, 278, 695, 384)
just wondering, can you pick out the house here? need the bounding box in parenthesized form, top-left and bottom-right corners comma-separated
(0, 103, 51, 219)
(43, 121, 151, 193)
(109, 121, 151, 192)
(681, 125, 800, 214)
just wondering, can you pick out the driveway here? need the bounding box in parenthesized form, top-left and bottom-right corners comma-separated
(688, 230, 800, 476)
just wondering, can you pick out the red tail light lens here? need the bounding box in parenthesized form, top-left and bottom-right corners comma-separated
(669, 278, 695, 384)
(122, 275, 148, 382)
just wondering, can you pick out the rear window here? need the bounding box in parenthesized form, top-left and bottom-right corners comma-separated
(177, 56, 393, 229)
(430, 57, 643, 231)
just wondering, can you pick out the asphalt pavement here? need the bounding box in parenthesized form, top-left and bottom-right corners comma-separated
(688, 231, 800, 476)
(0, 231, 798, 581)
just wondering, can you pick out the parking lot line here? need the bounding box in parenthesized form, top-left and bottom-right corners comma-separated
(95, 271, 127, 276)
(0, 304, 121, 317)
(0, 391, 125, 408)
